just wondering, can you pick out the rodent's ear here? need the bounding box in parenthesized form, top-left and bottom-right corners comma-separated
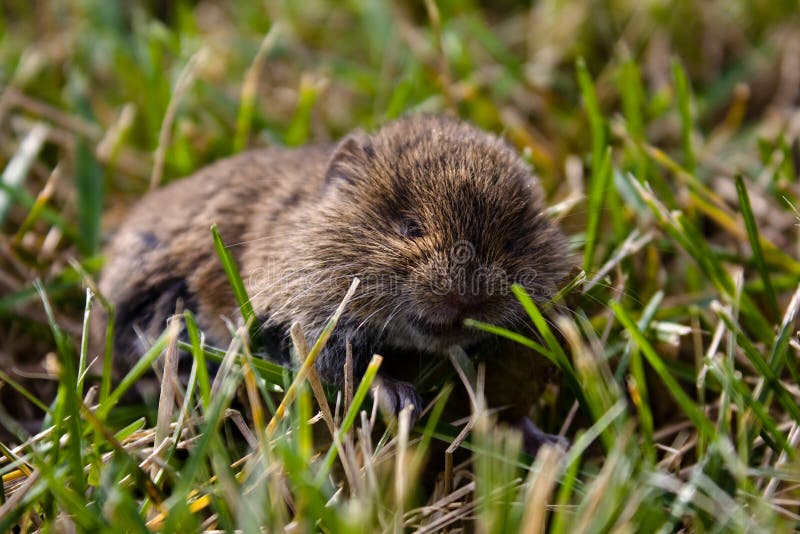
(324, 131, 374, 186)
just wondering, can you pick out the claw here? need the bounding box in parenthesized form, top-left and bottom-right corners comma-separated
(372, 376, 422, 424)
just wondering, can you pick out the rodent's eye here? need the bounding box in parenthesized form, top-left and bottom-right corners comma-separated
(401, 219, 425, 239)
(504, 235, 520, 253)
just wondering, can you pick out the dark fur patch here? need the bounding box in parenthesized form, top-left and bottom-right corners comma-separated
(252, 319, 292, 365)
(284, 192, 301, 210)
(139, 231, 160, 250)
(362, 142, 376, 159)
(113, 277, 195, 362)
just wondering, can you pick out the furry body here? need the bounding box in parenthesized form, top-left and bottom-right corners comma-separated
(99, 115, 569, 429)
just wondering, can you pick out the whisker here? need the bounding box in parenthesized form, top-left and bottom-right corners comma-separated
(224, 232, 306, 248)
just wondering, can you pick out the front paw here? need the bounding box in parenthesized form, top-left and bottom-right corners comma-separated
(513, 416, 569, 457)
(372, 376, 422, 422)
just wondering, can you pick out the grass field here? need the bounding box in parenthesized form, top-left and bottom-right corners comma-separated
(2, 0, 800, 531)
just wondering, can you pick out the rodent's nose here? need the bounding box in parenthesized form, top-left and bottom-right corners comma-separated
(437, 291, 488, 323)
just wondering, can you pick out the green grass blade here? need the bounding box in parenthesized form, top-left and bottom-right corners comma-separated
(550, 400, 628, 534)
(464, 319, 549, 357)
(69, 73, 104, 255)
(113, 418, 147, 441)
(74, 136, 103, 255)
(672, 59, 696, 175)
(626, 175, 774, 344)
(618, 59, 646, 142)
(706, 356, 792, 456)
(576, 57, 610, 272)
(77, 288, 93, 394)
(211, 224, 256, 327)
(614, 290, 664, 381)
(183, 310, 211, 409)
(233, 24, 281, 152)
(763, 283, 800, 378)
(610, 300, 716, 440)
(284, 77, 319, 147)
(167, 362, 241, 505)
(628, 345, 655, 465)
(712, 301, 800, 431)
(511, 284, 589, 416)
(735, 175, 779, 319)
(583, 146, 612, 272)
(100, 303, 115, 403)
(182, 341, 289, 386)
(576, 57, 606, 177)
(620, 293, 660, 465)
(97, 330, 170, 419)
(34, 281, 86, 497)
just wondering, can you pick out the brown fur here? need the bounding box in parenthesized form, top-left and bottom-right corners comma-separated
(99, 115, 570, 427)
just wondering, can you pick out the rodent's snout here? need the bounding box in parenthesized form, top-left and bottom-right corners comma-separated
(433, 290, 492, 324)
(404, 283, 503, 347)
(410, 247, 513, 328)
(411, 266, 509, 330)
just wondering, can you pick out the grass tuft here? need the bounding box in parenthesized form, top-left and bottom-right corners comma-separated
(2, 0, 800, 531)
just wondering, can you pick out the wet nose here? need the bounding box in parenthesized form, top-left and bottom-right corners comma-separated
(438, 290, 488, 322)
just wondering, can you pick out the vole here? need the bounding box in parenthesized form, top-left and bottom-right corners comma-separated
(98, 115, 571, 453)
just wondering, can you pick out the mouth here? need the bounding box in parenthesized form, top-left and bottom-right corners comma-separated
(405, 315, 477, 343)
(408, 314, 456, 331)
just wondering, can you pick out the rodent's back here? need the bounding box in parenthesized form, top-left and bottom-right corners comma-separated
(98, 146, 332, 361)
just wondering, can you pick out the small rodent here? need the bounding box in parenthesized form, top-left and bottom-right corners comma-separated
(98, 115, 571, 452)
